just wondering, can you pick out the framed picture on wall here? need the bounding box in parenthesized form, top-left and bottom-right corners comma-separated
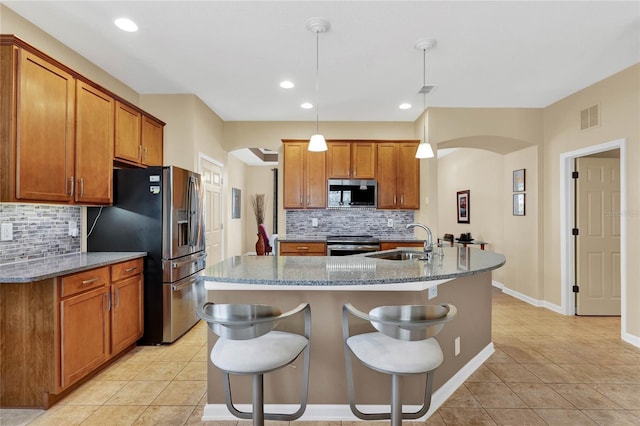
(231, 188, 241, 219)
(513, 193, 525, 216)
(457, 190, 470, 224)
(513, 169, 526, 192)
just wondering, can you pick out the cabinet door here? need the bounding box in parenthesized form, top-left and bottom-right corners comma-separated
(283, 142, 305, 208)
(351, 142, 376, 179)
(326, 142, 351, 178)
(114, 101, 141, 164)
(376, 143, 398, 209)
(397, 142, 420, 209)
(16, 50, 75, 202)
(141, 115, 163, 166)
(306, 150, 326, 208)
(111, 275, 143, 355)
(60, 286, 110, 388)
(75, 81, 114, 204)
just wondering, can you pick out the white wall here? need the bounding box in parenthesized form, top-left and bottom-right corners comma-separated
(437, 148, 505, 283)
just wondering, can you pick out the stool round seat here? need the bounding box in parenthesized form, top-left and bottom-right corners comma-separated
(346, 332, 443, 375)
(212, 330, 308, 374)
(197, 302, 311, 426)
(342, 302, 457, 426)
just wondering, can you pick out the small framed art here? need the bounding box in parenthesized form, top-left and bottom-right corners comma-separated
(513, 193, 525, 216)
(513, 169, 525, 192)
(457, 190, 470, 224)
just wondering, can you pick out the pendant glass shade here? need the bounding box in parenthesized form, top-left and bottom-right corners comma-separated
(308, 134, 328, 152)
(415, 141, 434, 159)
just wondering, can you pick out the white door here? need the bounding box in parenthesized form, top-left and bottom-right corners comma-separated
(200, 157, 224, 265)
(575, 157, 620, 315)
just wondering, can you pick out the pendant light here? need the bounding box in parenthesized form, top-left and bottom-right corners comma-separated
(415, 38, 436, 159)
(306, 18, 329, 152)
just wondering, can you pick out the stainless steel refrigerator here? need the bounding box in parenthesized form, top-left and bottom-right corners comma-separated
(88, 166, 206, 345)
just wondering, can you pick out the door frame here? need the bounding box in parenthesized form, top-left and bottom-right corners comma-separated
(198, 152, 225, 262)
(559, 138, 626, 333)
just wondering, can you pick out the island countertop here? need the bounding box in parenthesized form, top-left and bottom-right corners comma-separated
(0, 252, 147, 283)
(200, 246, 505, 290)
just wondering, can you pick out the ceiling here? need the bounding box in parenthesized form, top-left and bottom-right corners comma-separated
(4, 1, 639, 124)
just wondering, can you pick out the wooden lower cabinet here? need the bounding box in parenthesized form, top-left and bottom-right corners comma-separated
(60, 285, 110, 388)
(379, 241, 425, 251)
(0, 258, 144, 408)
(111, 274, 144, 354)
(279, 241, 326, 256)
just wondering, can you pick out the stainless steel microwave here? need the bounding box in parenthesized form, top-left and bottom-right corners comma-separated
(327, 179, 377, 208)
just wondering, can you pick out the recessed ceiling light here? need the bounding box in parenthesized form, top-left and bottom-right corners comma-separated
(280, 81, 295, 89)
(301, 102, 313, 109)
(399, 103, 412, 110)
(114, 18, 138, 32)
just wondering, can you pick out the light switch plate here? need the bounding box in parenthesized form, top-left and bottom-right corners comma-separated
(1, 223, 13, 241)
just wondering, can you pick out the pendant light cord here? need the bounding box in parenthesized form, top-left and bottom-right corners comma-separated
(422, 47, 427, 143)
(315, 29, 320, 135)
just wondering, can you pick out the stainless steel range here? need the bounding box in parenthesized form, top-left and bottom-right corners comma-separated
(326, 235, 380, 256)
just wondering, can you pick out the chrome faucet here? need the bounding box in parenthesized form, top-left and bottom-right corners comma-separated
(406, 223, 433, 253)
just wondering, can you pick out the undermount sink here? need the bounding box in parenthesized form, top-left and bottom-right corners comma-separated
(365, 249, 430, 261)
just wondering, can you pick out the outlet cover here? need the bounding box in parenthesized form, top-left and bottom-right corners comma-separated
(1, 223, 13, 241)
(312, 218, 319, 227)
(387, 218, 393, 227)
(428, 285, 437, 300)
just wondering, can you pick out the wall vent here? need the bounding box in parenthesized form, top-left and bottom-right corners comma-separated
(580, 104, 599, 130)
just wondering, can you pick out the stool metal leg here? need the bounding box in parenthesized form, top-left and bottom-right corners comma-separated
(391, 374, 402, 426)
(253, 374, 264, 426)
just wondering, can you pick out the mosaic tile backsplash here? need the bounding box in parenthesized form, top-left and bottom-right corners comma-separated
(0, 204, 81, 264)
(286, 209, 416, 238)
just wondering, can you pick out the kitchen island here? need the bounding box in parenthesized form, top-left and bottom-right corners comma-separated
(200, 246, 505, 421)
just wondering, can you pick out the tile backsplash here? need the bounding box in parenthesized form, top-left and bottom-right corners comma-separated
(0, 204, 81, 264)
(286, 209, 416, 238)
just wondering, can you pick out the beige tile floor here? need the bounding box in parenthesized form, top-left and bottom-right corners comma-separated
(2, 288, 640, 425)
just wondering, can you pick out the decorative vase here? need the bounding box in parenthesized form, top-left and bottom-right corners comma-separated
(256, 232, 266, 255)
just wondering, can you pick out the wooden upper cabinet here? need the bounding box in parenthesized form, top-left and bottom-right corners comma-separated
(306, 149, 326, 208)
(377, 141, 420, 210)
(376, 143, 398, 209)
(75, 81, 114, 204)
(0, 36, 164, 204)
(15, 50, 75, 202)
(327, 141, 376, 179)
(283, 142, 305, 208)
(141, 115, 163, 166)
(282, 140, 326, 209)
(351, 142, 377, 179)
(397, 142, 420, 209)
(114, 101, 142, 164)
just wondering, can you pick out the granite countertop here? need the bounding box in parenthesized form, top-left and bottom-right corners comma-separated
(0, 252, 147, 283)
(200, 246, 505, 289)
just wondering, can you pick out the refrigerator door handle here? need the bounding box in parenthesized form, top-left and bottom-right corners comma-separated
(172, 275, 198, 292)
(171, 252, 206, 269)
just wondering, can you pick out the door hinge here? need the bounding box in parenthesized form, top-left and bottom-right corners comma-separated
(572, 171, 579, 179)
(573, 285, 580, 293)
(572, 228, 579, 236)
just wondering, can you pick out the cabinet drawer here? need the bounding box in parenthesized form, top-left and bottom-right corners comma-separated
(380, 241, 424, 251)
(111, 258, 143, 282)
(280, 242, 326, 256)
(60, 267, 109, 298)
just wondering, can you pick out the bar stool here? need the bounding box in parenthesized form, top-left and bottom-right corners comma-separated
(342, 303, 457, 426)
(196, 302, 311, 426)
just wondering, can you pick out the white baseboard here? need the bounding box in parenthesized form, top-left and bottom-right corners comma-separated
(492, 281, 564, 315)
(622, 331, 640, 347)
(202, 342, 495, 421)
